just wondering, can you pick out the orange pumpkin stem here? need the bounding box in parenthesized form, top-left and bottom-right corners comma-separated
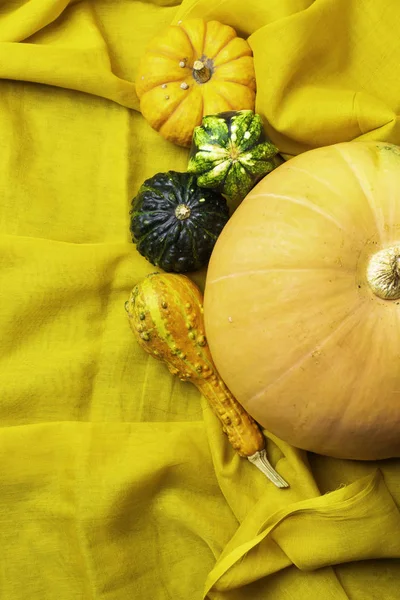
(192, 60, 211, 84)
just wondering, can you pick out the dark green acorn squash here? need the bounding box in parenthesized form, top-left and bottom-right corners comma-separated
(129, 171, 229, 273)
(188, 110, 283, 212)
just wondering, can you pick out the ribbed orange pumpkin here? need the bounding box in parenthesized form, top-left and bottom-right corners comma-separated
(204, 141, 400, 461)
(135, 18, 256, 147)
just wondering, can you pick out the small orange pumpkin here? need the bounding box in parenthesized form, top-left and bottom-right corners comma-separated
(135, 18, 256, 147)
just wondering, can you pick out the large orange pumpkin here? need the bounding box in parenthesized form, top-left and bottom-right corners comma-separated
(135, 18, 256, 147)
(204, 141, 400, 461)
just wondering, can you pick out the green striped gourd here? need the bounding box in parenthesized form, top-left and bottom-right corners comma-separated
(188, 110, 283, 212)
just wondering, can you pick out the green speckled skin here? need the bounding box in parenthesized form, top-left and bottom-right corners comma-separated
(188, 110, 283, 210)
(129, 171, 229, 273)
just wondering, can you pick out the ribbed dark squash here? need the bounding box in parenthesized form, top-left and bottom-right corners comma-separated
(129, 171, 229, 273)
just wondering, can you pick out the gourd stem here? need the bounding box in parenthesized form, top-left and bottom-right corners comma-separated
(247, 450, 289, 488)
(175, 204, 191, 220)
(192, 60, 211, 83)
(198, 378, 289, 488)
(366, 245, 400, 300)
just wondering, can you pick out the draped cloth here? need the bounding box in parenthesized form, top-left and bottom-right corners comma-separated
(0, 1, 399, 598)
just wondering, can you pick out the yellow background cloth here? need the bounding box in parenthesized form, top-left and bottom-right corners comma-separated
(0, 0, 399, 598)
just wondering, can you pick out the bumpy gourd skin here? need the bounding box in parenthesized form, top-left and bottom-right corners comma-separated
(129, 171, 229, 273)
(188, 110, 283, 210)
(125, 272, 266, 457)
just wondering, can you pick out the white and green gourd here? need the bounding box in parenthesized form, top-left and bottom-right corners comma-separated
(188, 110, 284, 212)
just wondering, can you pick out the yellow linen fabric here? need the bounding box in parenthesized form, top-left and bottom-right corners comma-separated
(0, 1, 399, 599)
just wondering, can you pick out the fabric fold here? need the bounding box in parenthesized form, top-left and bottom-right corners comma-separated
(1, 1, 400, 599)
(204, 471, 400, 595)
(0, 0, 73, 43)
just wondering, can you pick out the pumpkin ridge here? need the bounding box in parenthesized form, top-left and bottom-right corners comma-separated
(210, 35, 247, 63)
(157, 92, 190, 131)
(247, 301, 367, 407)
(200, 20, 207, 59)
(140, 87, 188, 132)
(287, 165, 343, 198)
(250, 191, 349, 234)
(140, 77, 188, 94)
(335, 145, 384, 245)
(178, 25, 198, 67)
(207, 266, 352, 285)
(212, 53, 252, 69)
(146, 49, 187, 62)
(212, 55, 256, 77)
(215, 78, 256, 90)
(214, 89, 234, 110)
